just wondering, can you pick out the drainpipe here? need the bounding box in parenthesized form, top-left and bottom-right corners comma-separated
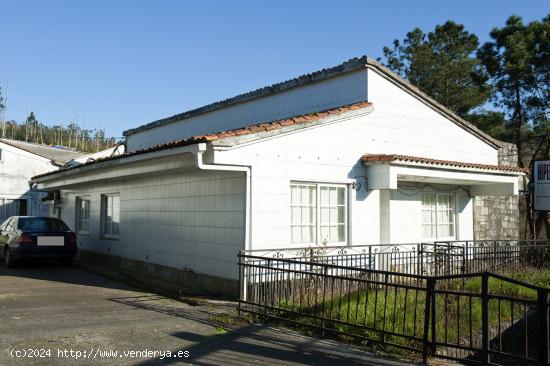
(194, 143, 251, 251)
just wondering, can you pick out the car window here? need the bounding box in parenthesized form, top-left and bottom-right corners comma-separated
(18, 217, 70, 232)
(0, 218, 9, 231)
(2, 218, 14, 231)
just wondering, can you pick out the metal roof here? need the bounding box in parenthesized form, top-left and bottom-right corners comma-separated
(0, 139, 86, 165)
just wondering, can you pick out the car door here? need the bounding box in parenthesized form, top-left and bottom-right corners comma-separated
(0, 218, 11, 242)
(0, 218, 12, 256)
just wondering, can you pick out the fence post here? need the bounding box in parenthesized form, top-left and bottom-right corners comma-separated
(368, 245, 372, 270)
(491, 240, 497, 270)
(464, 241, 469, 274)
(238, 252, 243, 316)
(538, 288, 549, 364)
(482, 272, 489, 365)
(265, 259, 271, 317)
(422, 277, 434, 363)
(418, 243, 423, 276)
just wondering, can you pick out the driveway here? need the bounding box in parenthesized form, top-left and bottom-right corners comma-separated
(0, 261, 417, 365)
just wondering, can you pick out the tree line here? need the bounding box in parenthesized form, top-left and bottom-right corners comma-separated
(0, 108, 118, 153)
(379, 14, 549, 238)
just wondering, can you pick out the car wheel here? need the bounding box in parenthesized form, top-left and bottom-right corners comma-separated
(61, 258, 73, 266)
(4, 248, 14, 268)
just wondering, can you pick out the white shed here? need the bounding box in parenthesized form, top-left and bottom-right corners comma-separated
(0, 138, 85, 222)
(30, 57, 525, 296)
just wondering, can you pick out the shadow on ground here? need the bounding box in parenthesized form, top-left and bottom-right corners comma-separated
(0, 259, 144, 292)
(134, 323, 411, 366)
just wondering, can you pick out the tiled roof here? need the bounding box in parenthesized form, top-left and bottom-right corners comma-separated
(361, 154, 528, 174)
(123, 57, 372, 137)
(32, 101, 372, 180)
(0, 138, 86, 164)
(122, 55, 502, 150)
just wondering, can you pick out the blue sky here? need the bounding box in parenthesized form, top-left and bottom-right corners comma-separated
(1, 1, 548, 139)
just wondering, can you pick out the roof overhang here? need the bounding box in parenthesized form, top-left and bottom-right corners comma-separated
(31, 144, 205, 190)
(363, 154, 525, 196)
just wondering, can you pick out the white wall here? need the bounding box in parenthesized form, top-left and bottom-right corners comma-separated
(366, 69, 497, 164)
(0, 142, 56, 221)
(47, 65, 501, 279)
(213, 75, 498, 250)
(58, 169, 246, 280)
(126, 70, 369, 151)
(388, 186, 473, 244)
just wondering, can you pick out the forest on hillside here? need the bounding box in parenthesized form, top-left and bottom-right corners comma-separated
(0, 112, 118, 153)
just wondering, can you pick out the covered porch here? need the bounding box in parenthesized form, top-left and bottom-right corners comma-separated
(361, 154, 527, 244)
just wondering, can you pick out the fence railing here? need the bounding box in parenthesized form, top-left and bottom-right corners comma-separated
(242, 240, 550, 278)
(238, 240, 550, 365)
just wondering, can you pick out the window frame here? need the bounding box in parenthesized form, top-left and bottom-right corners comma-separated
(75, 196, 91, 235)
(290, 182, 348, 245)
(421, 192, 457, 241)
(100, 193, 120, 239)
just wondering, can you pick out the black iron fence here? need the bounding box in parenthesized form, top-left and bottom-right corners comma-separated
(238, 240, 550, 365)
(242, 240, 550, 278)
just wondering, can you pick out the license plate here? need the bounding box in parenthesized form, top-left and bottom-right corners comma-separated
(37, 236, 65, 246)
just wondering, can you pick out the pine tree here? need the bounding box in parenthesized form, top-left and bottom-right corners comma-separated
(380, 21, 490, 117)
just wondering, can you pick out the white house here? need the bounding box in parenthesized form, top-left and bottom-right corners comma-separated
(30, 57, 525, 296)
(0, 138, 85, 223)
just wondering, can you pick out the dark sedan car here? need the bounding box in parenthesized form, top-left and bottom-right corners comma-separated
(0, 216, 78, 267)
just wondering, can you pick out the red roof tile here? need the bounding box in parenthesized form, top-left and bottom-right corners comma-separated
(361, 154, 528, 174)
(33, 101, 372, 180)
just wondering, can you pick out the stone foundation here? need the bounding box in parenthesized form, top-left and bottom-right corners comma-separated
(76, 249, 239, 298)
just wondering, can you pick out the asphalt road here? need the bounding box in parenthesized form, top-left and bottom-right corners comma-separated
(0, 260, 417, 365)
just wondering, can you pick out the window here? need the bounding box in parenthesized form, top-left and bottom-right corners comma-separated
(75, 196, 91, 234)
(0, 217, 11, 231)
(18, 217, 70, 231)
(422, 193, 456, 239)
(291, 183, 347, 245)
(101, 194, 120, 238)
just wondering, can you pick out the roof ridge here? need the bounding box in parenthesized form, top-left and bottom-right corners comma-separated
(123, 56, 371, 136)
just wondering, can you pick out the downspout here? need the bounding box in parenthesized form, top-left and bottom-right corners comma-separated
(195, 143, 251, 251)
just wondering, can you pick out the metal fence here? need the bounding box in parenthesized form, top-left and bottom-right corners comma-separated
(242, 240, 550, 278)
(238, 240, 550, 365)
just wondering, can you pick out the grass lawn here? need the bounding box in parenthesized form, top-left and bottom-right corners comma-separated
(270, 267, 550, 355)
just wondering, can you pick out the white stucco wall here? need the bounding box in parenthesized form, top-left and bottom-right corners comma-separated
(0, 142, 56, 221)
(38, 64, 505, 281)
(126, 70, 369, 152)
(366, 68, 497, 165)
(387, 186, 473, 244)
(212, 73, 498, 250)
(57, 169, 246, 280)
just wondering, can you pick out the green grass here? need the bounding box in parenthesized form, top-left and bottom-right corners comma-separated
(269, 268, 550, 353)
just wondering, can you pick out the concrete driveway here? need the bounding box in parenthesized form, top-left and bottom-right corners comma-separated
(0, 261, 417, 365)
